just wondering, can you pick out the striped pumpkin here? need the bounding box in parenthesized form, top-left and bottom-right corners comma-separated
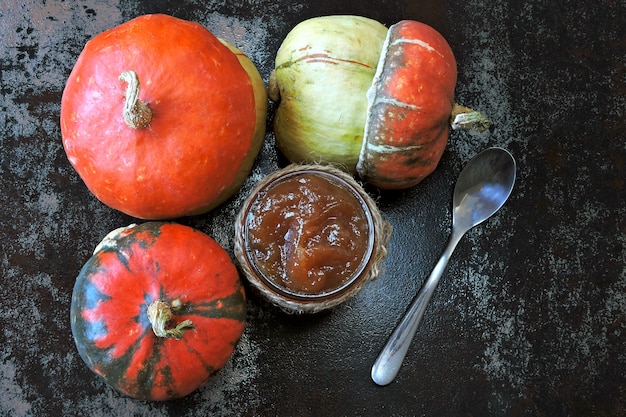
(70, 222, 247, 401)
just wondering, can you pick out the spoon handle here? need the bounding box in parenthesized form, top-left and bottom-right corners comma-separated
(371, 230, 464, 386)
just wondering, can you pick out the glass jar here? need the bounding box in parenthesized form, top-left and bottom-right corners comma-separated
(234, 164, 391, 314)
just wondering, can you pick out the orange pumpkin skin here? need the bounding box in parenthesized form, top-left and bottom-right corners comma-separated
(357, 21, 457, 189)
(60, 14, 257, 219)
(70, 222, 247, 401)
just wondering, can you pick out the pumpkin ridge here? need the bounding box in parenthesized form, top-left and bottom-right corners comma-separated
(92, 326, 153, 394)
(183, 337, 218, 377)
(130, 336, 164, 399)
(188, 291, 247, 321)
(372, 97, 421, 111)
(78, 268, 112, 310)
(157, 364, 178, 400)
(284, 53, 376, 70)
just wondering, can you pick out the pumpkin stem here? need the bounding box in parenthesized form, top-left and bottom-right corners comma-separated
(147, 300, 194, 340)
(268, 70, 280, 102)
(119, 70, 153, 129)
(449, 103, 492, 133)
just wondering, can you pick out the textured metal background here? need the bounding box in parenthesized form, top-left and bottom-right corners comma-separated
(1, 0, 624, 415)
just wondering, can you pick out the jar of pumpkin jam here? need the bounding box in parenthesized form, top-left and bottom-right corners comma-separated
(235, 165, 391, 314)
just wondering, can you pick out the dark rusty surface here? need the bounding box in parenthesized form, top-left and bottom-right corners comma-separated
(1, 1, 625, 416)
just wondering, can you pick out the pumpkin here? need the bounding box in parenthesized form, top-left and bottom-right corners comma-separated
(60, 14, 265, 219)
(269, 16, 490, 189)
(70, 222, 247, 401)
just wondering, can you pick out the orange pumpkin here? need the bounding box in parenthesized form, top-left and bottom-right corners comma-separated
(357, 20, 458, 189)
(60, 14, 264, 219)
(70, 222, 247, 400)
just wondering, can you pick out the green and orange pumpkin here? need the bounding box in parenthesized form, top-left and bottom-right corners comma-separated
(270, 16, 490, 189)
(70, 222, 247, 401)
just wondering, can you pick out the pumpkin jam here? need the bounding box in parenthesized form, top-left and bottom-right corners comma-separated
(245, 170, 373, 295)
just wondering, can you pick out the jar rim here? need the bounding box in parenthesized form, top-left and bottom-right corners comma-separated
(240, 166, 377, 302)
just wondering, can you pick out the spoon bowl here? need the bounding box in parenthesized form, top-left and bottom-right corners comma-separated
(453, 147, 517, 230)
(371, 147, 516, 386)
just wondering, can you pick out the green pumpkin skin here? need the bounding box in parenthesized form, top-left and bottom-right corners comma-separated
(272, 15, 388, 172)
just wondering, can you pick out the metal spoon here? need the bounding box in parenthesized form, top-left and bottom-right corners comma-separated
(371, 147, 516, 386)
